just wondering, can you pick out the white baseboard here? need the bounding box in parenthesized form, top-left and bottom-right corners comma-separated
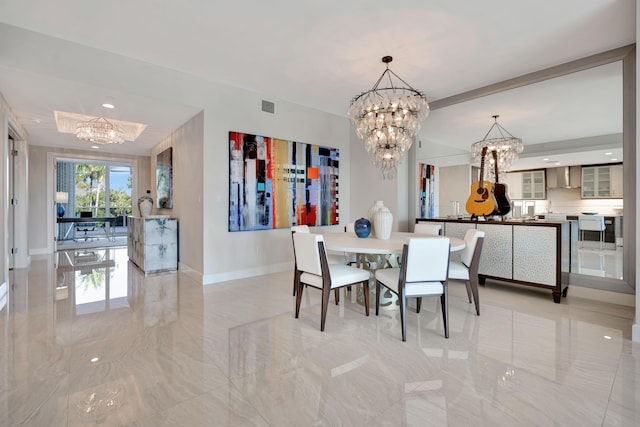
(203, 262, 292, 285)
(178, 261, 204, 285)
(569, 286, 635, 307)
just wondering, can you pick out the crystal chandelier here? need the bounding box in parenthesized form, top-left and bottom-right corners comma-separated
(348, 56, 430, 179)
(471, 115, 523, 181)
(76, 117, 125, 145)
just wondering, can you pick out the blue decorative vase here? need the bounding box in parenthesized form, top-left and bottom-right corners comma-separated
(354, 218, 371, 238)
(57, 204, 65, 218)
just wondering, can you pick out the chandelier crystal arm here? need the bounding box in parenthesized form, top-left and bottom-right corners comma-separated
(480, 115, 518, 141)
(385, 68, 421, 93)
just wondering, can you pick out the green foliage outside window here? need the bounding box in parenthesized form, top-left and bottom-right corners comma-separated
(75, 164, 132, 217)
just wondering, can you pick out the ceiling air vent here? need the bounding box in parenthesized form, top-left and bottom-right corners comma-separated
(261, 100, 275, 114)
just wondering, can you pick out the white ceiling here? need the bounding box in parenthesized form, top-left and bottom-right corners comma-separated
(0, 1, 635, 164)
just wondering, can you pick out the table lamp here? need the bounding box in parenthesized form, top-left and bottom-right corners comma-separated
(55, 192, 68, 217)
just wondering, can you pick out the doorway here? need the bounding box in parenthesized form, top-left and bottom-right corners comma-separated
(55, 158, 133, 250)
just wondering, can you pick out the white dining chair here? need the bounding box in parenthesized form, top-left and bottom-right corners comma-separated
(447, 229, 485, 315)
(413, 223, 442, 236)
(375, 237, 451, 341)
(294, 226, 348, 264)
(293, 232, 371, 331)
(291, 225, 347, 297)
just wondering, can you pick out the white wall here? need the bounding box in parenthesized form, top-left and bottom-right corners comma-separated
(437, 164, 471, 218)
(200, 88, 352, 283)
(349, 128, 409, 232)
(0, 94, 28, 286)
(1, 26, 357, 284)
(150, 112, 204, 280)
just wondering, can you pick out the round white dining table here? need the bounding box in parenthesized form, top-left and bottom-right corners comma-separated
(322, 231, 465, 254)
(321, 231, 465, 311)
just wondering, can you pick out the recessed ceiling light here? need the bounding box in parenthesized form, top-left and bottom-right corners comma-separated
(102, 103, 115, 109)
(543, 158, 549, 161)
(91, 145, 100, 149)
(605, 152, 613, 156)
(604, 335, 612, 340)
(555, 162, 561, 166)
(90, 357, 100, 362)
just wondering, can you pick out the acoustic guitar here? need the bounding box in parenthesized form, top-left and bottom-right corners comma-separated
(491, 150, 511, 216)
(465, 146, 497, 217)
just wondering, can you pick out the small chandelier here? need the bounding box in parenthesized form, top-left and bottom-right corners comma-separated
(348, 56, 430, 179)
(471, 115, 523, 181)
(76, 117, 125, 145)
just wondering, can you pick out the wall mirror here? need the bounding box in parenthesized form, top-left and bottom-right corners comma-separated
(415, 45, 634, 295)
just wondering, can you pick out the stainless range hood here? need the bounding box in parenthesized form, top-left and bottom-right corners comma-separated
(546, 166, 581, 188)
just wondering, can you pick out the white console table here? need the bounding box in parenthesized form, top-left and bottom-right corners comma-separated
(127, 216, 178, 273)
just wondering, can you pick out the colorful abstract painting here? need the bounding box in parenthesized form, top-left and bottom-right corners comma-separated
(229, 131, 340, 231)
(419, 163, 435, 218)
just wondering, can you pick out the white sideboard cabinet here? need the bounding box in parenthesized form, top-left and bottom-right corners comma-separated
(127, 216, 178, 273)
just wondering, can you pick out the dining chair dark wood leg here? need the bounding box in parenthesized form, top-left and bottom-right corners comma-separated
(293, 269, 297, 296)
(375, 280, 381, 316)
(400, 288, 407, 342)
(470, 276, 480, 315)
(464, 280, 473, 304)
(440, 285, 449, 338)
(320, 286, 331, 332)
(362, 281, 370, 316)
(416, 297, 422, 313)
(294, 275, 304, 319)
(334, 289, 340, 305)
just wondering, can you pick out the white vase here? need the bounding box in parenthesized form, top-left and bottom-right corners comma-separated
(138, 191, 153, 217)
(374, 207, 393, 240)
(368, 200, 385, 235)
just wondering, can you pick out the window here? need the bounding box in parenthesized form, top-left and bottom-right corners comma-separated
(56, 160, 132, 239)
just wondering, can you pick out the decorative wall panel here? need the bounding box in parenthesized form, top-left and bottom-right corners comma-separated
(477, 224, 513, 279)
(513, 225, 556, 285)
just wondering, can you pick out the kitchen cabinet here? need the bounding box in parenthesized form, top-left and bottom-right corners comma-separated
(504, 170, 545, 199)
(581, 164, 623, 198)
(522, 170, 545, 199)
(610, 164, 624, 198)
(502, 172, 522, 198)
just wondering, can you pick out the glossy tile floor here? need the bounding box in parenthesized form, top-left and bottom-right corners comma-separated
(1, 246, 638, 426)
(577, 247, 624, 280)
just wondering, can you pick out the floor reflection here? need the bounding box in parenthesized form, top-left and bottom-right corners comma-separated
(56, 248, 126, 316)
(1, 246, 638, 426)
(576, 247, 624, 279)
